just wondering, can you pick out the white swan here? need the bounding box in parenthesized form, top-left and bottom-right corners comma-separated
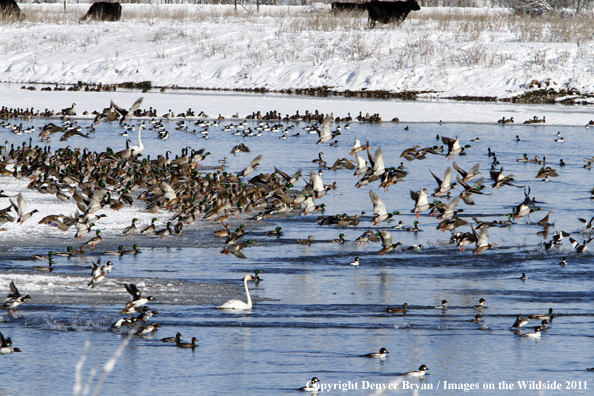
(217, 274, 255, 310)
(129, 124, 144, 156)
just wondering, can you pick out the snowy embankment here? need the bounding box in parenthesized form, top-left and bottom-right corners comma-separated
(1, 4, 594, 101)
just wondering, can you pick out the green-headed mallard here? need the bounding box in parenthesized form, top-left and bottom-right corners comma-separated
(332, 233, 346, 244)
(104, 245, 125, 255)
(140, 217, 158, 236)
(264, 226, 282, 237)
(123, 218, 138, 236)
(84, 230, 102, 249)
(33, 259, 54, 272)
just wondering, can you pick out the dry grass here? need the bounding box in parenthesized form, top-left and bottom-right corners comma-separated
(5, 4, 592, 46)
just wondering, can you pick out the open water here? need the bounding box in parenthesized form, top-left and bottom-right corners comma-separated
(0, 89, 593, 395)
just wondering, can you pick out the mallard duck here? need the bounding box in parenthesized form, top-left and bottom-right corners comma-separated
(355, 230, 380, 247)
(123, 218, 138, 236)
(84, 230, 102, 249)
(75, 222, 95, 240)
(297, 235, 315, 246)
(121, 244, 141, 255)
(455, 231, 476, 251)
(33, 259, 54, 272)
(140, 217, 158, 236)
(104, 245, 125, 255)
(214, 224, 231, 239)
(369, 191, 400, 225)
(431, 167, 456, 196)
(155, 222, 172, 238)
(406, 220, 421, 232)
(517, 153, 529, 162)
(378, 230, 402, 256)
(222, 240, 256, 259)
(10, 193, 39, 224)
(348, 138, 370, 156)
(331, 233, 346, 244)
(410, 188, 433, 217)
(66, 245, 85, 255)
(472, 225, 498, 254)
(174, 217, 184, 235)
(250, 269, 263, 281)
(264, 226, 283, 237)
(535, 166, 558, 179)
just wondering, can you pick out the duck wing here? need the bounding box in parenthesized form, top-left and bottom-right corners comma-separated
(366, 147, 376, 169)
(452, 161, 467, 178)
(7, 281, 20, 299)
(379, 230, 393, 247)
(10, 193, 27, 217)
(111, 97, 143, 125)
(430, 170, 443, 189)
(372, 148, 385, 175)
(125, 283, 141, 299)
(477, 227, 489, 247)
(311, 171, 324, 194)
(410, 189, 428, 207)
(241, 155, 263, 177)
(370, 191, 387, 216)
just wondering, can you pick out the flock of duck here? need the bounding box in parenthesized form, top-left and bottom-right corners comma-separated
(1, 98, 594, 384)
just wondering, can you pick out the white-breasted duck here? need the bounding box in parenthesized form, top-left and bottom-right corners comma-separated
(362, 347, 389, 358)
(298, 377, 321, 392)
(404, 365, 429, 377)
(0, 331, 21, 354)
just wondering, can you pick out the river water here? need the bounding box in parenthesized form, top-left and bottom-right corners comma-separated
(0, 88, 593, 395)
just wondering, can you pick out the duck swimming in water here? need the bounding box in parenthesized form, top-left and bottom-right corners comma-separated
(298, 377, 321, 392)
(404, 365, 429, 377)
(362, 347, 389, 359)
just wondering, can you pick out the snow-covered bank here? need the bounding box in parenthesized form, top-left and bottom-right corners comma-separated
(1, 4, 594, 101)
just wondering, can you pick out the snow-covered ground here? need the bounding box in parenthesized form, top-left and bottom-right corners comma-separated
(1, 4, 594, 101)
